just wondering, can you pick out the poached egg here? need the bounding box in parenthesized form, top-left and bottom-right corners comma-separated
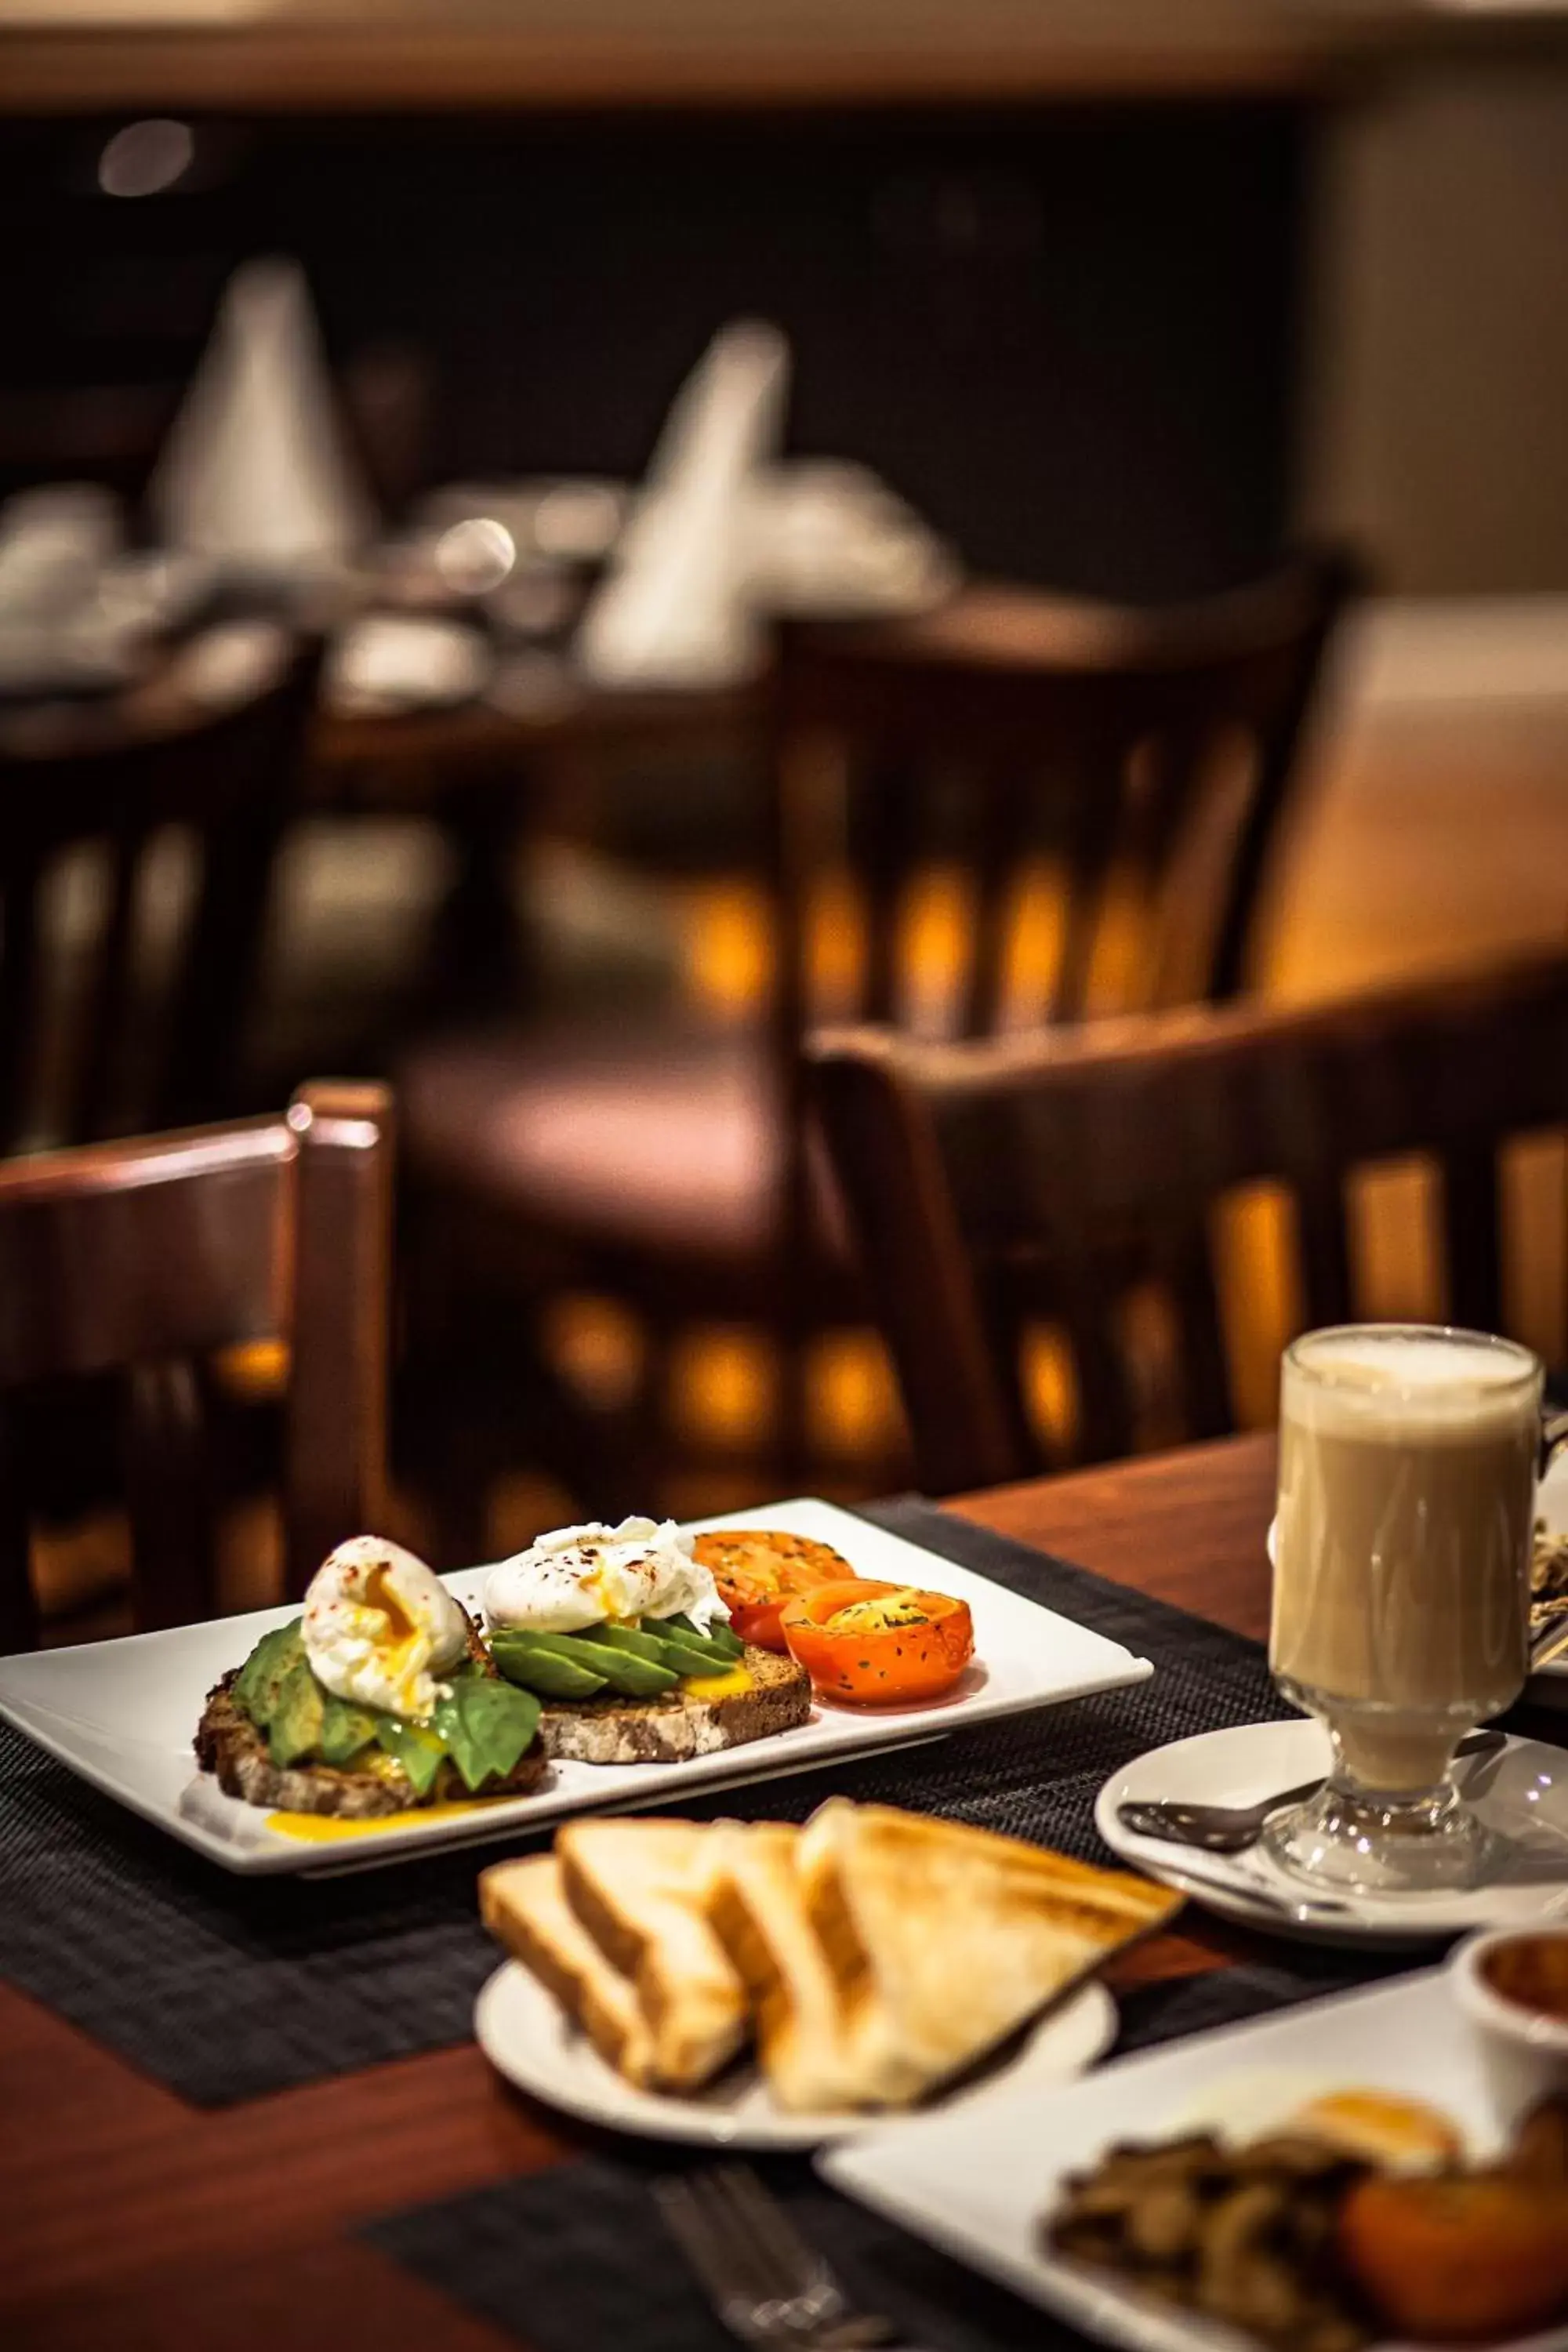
(302, 1536, 469, 1721)
(483, 1516, 731, 1638)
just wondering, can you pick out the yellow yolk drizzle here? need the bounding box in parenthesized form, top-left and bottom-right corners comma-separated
(266, 1798, 499, 1842)
(823, 1589, 930, 1636)
(681, 1664, 754, 1701)
(362, 1562, 430, 1715)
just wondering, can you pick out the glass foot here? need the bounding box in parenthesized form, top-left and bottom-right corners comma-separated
(1261, 1777, 1498, 1895)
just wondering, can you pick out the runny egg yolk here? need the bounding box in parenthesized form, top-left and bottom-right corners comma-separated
(366, 1563, 426, 1713)
(824, 1588, 930, 1635)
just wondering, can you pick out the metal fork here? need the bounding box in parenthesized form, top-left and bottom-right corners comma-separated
(652, 2164, 925, 2350)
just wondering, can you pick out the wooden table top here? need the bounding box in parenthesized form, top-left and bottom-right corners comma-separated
(4, 1432, 1281, 2352)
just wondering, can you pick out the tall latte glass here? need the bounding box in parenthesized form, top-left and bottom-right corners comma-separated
(1265, 1324, 1541, 1893)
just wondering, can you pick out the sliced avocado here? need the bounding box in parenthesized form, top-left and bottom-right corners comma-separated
(233, 1619, 304, 1726)
(318, 1693, 381, 1768)
(586, 1622, 724, 1679)
(576, 1623, 677, 1668)
(267, 1657, 325, 1767)
(640, 1619, 740, 1674)
(571, 1645, 679, 1700)
(490, 1637, 609, 1701)
(664, 1634, 744, 1679)
(655, 1610, 743, 1660)
(491, 1628, 618, 1667)
(490, 1628, 677, 1698)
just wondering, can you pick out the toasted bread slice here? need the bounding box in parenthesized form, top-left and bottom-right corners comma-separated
(535, 1644, 810, 1766)
(480, 1853, 657, 2086)
(557, 1818, 747, 2089)
(797, 1799, 1180, 2107)
(705, 1821, 858, 2113)
(194, 1614, 548, 1817)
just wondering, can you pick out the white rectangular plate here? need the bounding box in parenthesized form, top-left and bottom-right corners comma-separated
(0, 1497, 1150, 1875)
(822, 1969, 1562, 2352)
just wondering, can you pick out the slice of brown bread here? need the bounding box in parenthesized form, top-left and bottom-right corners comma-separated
(194, 1613, 549, 1816)
(536, 1645, 811, 1765)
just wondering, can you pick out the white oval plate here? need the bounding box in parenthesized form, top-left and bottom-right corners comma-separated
(1098, 1718, 1568, 1946)
(475, 1961, 1116, 2150)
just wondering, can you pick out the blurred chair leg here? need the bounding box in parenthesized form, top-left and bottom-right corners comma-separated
(773, 1323, 814, 1499)
(597, 1309, 677, 1521)
(0, 1397, 38, 1653)
(123, 1356, 218, 1632)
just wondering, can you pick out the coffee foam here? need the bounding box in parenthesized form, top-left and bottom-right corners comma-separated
(1286, 1330, 1538, 1438)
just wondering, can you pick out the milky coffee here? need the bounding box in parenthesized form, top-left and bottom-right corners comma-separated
(1272, 1330, 1540, 1792)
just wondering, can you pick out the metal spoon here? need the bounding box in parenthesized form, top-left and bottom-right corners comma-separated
(1116, 1726, 1508, 1856)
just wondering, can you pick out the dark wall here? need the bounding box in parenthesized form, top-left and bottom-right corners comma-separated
(1, 103, 1306, 599)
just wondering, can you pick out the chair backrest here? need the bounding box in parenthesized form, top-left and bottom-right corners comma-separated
(0, 623, 321, 1156)
(810, 951, 1568, 1494)
(0, 1078, 392, 1649)
(769, 551, 1356, 1061)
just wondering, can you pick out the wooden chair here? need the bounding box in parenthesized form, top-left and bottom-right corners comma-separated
(0, 1079, 393, 1650)
(0, 623, 322, 1154)
(401, 555, 1355, 1516)
(809, 949, 1568, 1495)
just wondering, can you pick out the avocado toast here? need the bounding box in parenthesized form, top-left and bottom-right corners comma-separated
(196, 1612, 549, 1817)
(486, 1610, 812, 1764)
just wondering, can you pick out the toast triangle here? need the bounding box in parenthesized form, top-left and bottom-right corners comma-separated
(704, 1822, 858, 2114)
(556, 1818, 748, 2091)
(797, 1799, 1178, 2107)
(479, 1853, 659, 2088)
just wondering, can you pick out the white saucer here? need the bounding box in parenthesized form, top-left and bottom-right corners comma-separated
(1098, 1718, 1568, 1944)
(475, 1961, 1116, 2150)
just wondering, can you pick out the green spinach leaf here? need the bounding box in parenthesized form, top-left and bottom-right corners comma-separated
(374, 1717, 446, 1798)
(318, 1693, 381, 1768)
(433, 1675, 542, 1793)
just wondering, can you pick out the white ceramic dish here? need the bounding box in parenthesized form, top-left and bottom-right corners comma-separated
(0, 1497, 1152, 1877)
(822, 1968, 1566, 2352)
(1450, 1926, 1568, 2118)
(1097, 1719, 1568, 1945)
(475, 1958, 1116, 2150)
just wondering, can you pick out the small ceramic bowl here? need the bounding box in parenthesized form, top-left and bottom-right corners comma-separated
(1450, 1926, 1568, 2123)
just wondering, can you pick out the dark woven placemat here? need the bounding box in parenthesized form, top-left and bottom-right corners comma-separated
(0, 1496, 1377, 2107)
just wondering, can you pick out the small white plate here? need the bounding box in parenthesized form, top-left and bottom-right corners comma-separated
(822, 1967, 1566, 2352)
(475, 1958, 1116, 2150)
(0, 1497, 1152, 1876)
(1098, 1719, 1568, 1944)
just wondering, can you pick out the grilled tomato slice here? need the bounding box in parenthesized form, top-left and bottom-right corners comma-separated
(780, 1578, 975, 1704)
(691, 1529, 857, 1652)
(1339, 2171, 1568, 2342)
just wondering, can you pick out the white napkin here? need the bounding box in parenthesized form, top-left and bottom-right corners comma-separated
(326, 613, 492, 714)
(739, 459, 958, 619)
(150, 256, 373, 581)
(576, 318, 789, 690)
